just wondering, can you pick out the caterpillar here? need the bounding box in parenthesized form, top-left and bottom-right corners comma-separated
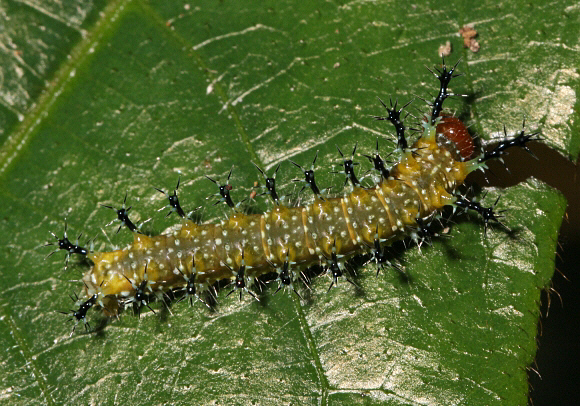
(47, 59, 540, 334)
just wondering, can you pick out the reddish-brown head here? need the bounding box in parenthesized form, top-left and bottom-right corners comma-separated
(436, 115, 475, 160)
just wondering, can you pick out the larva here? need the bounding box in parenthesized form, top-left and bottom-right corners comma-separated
(48, 59, 540, 334)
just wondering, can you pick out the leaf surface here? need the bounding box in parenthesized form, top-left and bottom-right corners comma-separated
(0, 0, 576, 405)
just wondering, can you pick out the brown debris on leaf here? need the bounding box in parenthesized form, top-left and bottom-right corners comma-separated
(438, 41, 452, 57)
(460, 24, 480, 53)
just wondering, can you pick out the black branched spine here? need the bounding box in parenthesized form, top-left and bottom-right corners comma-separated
(375, 98, 412, 150)
(364, 139, 391, 180)
(206, 167, 236, 208)
(454, 195, 507, 235)
(253, 163, 282, 204)
(290, 151, 325, 200)
(60, 293, 98, 335)
(478, 121, 542, 163)
(101, 193, 139, 233)
(428, 58, 462, 124)
(155, 177, 187, 218)
(336, 144, 360, 186)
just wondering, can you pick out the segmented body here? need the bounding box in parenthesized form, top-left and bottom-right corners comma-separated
(84, 120, 475, 312)
(53, 60, 539, 330)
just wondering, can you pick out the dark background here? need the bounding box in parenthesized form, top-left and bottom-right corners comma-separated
(472, 142, 579, 406)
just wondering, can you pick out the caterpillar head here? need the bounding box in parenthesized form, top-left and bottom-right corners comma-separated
(436, 115, 475, 161)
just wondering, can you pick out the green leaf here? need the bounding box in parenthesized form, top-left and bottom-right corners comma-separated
(0, 0, 575, 404)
